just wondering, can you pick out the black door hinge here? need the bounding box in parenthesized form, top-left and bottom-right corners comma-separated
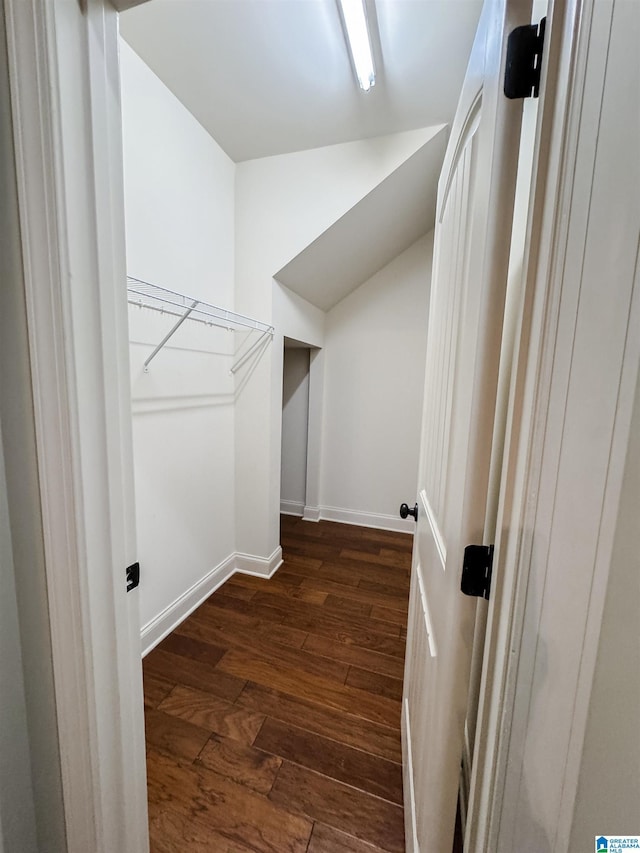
(461, 544, 494, 600)
(504, 17, 546, 99)
(126, 562, 140, 593)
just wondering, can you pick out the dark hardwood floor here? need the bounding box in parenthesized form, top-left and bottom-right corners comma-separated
(143, 514, 411, 852)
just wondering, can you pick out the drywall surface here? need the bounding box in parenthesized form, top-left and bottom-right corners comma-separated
(274, 282, 324, 349)
(121, 41, 236, 631)
(235, 125, 444, 311)
(569, 369, 640, 846)
(275, 128, 447, 311)
(281, 348, 311, 513)
(234, 132, 438, 561)
(121, 41, 234, 297)
(319, 233, 433, 527)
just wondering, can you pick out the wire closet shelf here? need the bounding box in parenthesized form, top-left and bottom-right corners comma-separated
(127, 276, 274, 371)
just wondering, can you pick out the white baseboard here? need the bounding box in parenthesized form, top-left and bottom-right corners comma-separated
(141, 553, 236, 657)
(236, 546, 283, 578)
(280, 499, 304, 517)
(317, 504, 414, 534)
(302, 505, 320, 522)
(402, 697, 420, 852)
(140, 547, 283, 656)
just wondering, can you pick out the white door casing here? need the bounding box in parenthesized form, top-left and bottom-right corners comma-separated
(468, 0, 640, 848)
(4, 0, 149, 850)
(401, 1, 533, 849)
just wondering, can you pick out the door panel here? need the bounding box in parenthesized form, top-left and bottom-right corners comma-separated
(402, 1, 530, 849)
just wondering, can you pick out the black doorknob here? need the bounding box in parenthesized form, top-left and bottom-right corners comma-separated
(399, 502, 418, 521)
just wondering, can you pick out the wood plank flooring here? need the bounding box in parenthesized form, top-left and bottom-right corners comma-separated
(143, 515, 411, 852)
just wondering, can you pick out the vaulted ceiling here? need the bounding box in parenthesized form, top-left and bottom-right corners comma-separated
(120, 0, 482, 163)
(121, 1, 481, 309)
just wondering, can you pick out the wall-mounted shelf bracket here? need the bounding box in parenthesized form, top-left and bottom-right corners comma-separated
(143, 300, 198, 370)
(230, 328, 272, 375)
(127, 277, 274, 370)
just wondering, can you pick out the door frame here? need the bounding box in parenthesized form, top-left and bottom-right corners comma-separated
(467, 0, 640, 848)
(4, 0, 635, 850)
(4, 0, 148, 850)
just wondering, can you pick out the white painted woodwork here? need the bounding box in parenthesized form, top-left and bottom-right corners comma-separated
(4, 0, 149, 849)
(6, 2, 635, 851)
(140, 546, 283, 657)
(462, 1, 544, 804)
(401, 0, 530, 849)
(0, 10, 59, 848)
(467, 0, 640, 848)
(480, 0, 639, 847)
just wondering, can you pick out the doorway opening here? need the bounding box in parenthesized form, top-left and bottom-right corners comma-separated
(280, 341, 311, 518)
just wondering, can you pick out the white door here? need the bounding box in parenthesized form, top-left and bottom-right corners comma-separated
(402, 1, 535, 849)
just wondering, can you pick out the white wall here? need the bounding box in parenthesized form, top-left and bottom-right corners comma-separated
(280, 348, 310, 514)
(318, 233, 433, 530)
(236, 126, 444, 311)
(121, 43, 437, 624)
(234, 132, 438, 562)
(121, 41, 237, 637)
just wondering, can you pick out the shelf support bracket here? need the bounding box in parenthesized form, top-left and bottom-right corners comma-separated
(144, 300, 199, 370)
(230, 328, 272, 375)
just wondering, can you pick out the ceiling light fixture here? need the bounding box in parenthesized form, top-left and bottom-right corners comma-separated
(338, 0, 376, 92)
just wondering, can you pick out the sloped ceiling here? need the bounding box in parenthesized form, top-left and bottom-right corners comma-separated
(275, 126, 446, 310)
(121, 0, 482, 162)
(120, 1, 479, 311)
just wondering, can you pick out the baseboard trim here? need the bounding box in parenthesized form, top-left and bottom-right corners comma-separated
(317, 505, 414, 534)
(302, 505, 320, 522)
(280, 499, 304, 517)
(402, 697, 420, 852)
(236, 547, 283, 579)
(141, 553, 236, 657)
(140, 547, 283, 656)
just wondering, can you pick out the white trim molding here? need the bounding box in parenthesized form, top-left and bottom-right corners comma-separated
(280, 499, 305, 517)
(141, 554, 236, 656)
(302, 504, 321, 522)
(468, 0, 640, 849)
(141, 547, 284, 655)
(235, 546, 283, 578)
(402, 698, 421, 853)
(317, 504, 414, 534)
(4, 0, 151, 849)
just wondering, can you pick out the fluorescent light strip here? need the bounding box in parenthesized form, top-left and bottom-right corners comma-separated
(338, 0, 375, 92)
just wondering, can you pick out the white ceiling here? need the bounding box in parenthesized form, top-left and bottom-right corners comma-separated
(275, 125, 446, 310)
(121, 0, 482, 162)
